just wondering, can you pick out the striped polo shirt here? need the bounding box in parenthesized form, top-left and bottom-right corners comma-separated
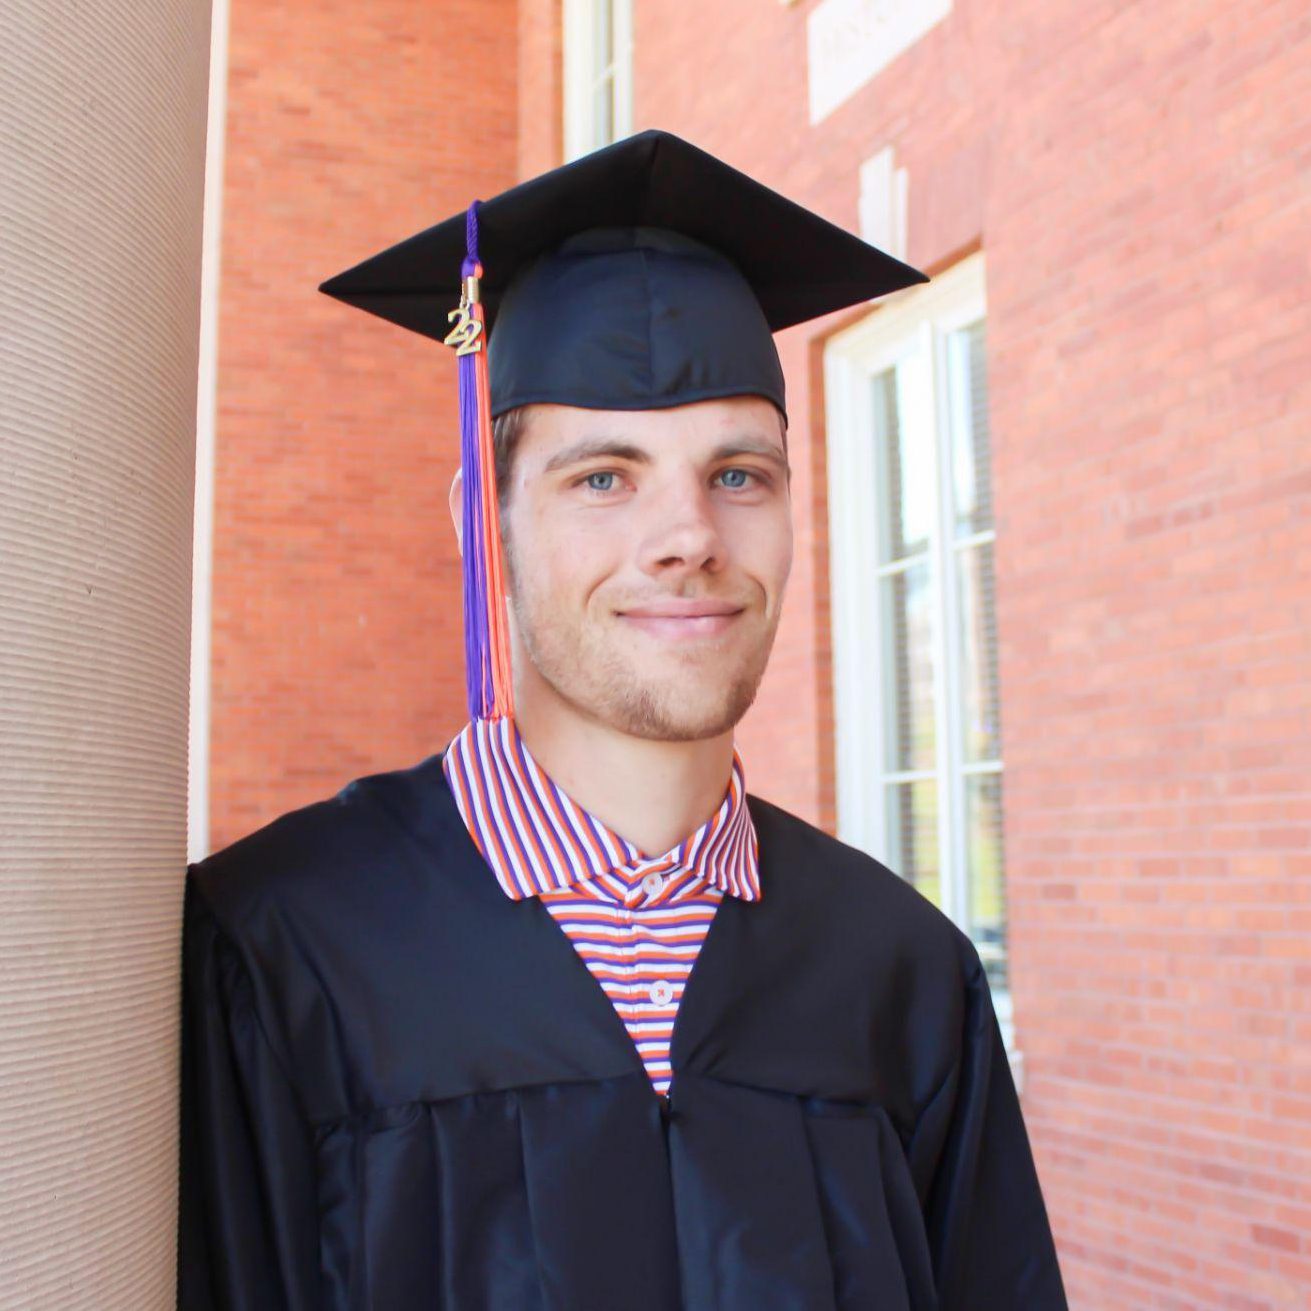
(440, 717, 761, 1098)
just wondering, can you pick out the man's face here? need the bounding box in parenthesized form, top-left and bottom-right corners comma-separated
(494, 395, 793, 742)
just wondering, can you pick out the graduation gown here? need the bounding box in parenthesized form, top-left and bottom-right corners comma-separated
(177, 748, 1068, 1310)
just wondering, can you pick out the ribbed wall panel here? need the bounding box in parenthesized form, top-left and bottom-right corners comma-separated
(0, 0, 212, 1302)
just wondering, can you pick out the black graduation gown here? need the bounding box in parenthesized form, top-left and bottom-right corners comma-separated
(177, 747, 1068, 1310)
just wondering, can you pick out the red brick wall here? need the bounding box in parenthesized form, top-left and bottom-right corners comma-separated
(518, 0, 564, 178)
(210, 0, 520, 848)
(982, 5, 1311, 1302)
(632, 0, 1311, 1305)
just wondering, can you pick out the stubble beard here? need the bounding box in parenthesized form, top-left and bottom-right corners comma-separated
(503, 527, 779, 743)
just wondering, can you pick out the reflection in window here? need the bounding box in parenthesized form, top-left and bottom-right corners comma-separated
(948, 320, 1006, 994)
(888, 777, 940, 909)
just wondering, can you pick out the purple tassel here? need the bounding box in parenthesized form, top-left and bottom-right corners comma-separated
(453, 199, 514, 721)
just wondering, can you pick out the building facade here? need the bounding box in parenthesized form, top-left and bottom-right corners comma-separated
(197, 1, 1311, 1305)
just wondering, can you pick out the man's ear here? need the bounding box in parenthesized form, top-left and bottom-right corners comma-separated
(448, 466, 513, 601)
(448, 467, 463, 557)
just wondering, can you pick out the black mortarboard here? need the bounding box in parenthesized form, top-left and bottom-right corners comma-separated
(318, 128, 930, 724)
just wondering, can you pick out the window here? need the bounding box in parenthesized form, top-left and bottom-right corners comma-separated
(824, 254, 1017, 1058)
(563, 0, 633, 162)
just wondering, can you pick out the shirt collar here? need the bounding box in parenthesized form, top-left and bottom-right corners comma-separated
(440, 717, 761, 903)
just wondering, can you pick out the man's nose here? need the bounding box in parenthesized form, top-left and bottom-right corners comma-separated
(639, 477, 725, 573)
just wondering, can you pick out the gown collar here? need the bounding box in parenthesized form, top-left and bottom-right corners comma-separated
(439, 717, 761, 903)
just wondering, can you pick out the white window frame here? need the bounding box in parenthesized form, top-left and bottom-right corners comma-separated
(823, 253, 1022, 1085)
(188, 0, 232, 863)
(563, 0, 633, 162)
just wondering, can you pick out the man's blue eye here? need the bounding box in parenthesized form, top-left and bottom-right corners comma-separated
(579, 468, 758, 493)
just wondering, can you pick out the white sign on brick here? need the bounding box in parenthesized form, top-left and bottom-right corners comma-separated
(807, 0, 952, 124)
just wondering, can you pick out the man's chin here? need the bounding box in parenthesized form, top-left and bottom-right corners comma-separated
(611, 714, 740, 744)
(521, 632, 767, 738)
(606, 682, 760, 742)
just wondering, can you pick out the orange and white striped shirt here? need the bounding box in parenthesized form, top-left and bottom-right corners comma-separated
(440, 717, 761, 1097)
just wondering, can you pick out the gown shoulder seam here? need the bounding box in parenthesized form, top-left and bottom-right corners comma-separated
(905, 945, 989, 1154)
(186, 867, 316, 1127)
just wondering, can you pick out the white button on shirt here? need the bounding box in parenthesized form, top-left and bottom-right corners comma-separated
(650, 980, 674, 1006)
(641, 871, 665, 897)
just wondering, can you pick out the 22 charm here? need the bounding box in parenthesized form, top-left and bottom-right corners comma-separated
(444, 302, 484, 356)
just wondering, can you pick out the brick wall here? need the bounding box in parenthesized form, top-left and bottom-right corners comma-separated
(210, 0, 520, 847)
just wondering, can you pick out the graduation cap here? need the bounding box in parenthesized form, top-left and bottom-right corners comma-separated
(318, 128, 929, 726)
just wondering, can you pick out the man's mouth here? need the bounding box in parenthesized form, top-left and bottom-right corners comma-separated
(616, 602, 746, 641)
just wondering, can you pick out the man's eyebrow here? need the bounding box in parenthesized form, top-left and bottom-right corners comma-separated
(542, 439, 652, 474)
(542, 435, 789, 475)
(710, 439, 789, 469)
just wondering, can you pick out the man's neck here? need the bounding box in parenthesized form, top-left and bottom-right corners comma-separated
(511, 698, 737, 860)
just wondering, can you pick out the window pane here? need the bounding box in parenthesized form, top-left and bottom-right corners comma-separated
(882, 559, 935, 773)
(594, 0, 613, 73)
(887, 779, 940, 906)
(946, 319, 992, 539)
(872, 364, 932, 562)
(592, 72, 613, 147)
(957, 540, 1000, 763)
(965, 771, 1008, 993)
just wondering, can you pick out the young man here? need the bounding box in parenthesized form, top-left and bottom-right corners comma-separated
(178, 130, 1068, 1309)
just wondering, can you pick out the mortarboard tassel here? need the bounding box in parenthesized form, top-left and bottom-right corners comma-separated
(444, 200, 515, 722)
